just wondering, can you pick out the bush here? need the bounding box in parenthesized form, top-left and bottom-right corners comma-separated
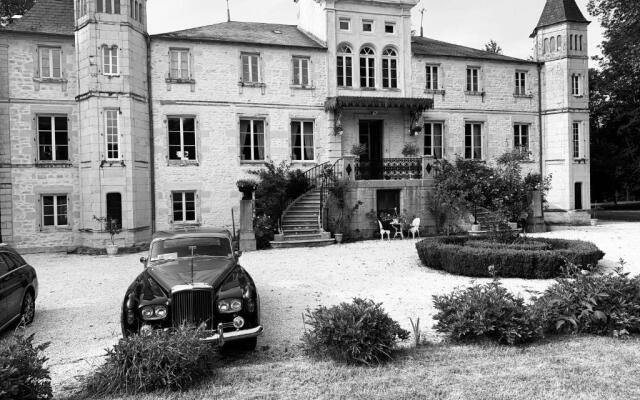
(82, 328, 214, 396)
(286, 169, 311, 200)
(433, 280, 542, 345)
(415, 236, 604, 279)
(253, 214, 276, 250)
(302, 298, 410, 365)
(531, 266, 640, 336)
(0, 332, 52, 400)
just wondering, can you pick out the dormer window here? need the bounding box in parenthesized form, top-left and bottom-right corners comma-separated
(362, 20, 373, 32)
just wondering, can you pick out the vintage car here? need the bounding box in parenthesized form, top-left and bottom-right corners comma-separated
(0, 243, 38, 332)
(121, 229, 262, 349)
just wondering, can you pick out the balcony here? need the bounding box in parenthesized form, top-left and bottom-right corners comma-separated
(355, 158, 422, 180)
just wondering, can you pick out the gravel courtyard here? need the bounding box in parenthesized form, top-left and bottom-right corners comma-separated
(10, 221, 640, 395)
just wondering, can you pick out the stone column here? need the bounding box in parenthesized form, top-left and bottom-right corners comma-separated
(342, 155, 356, 181)
(239, 200, 256, 251)
(421, 155, 436, 185)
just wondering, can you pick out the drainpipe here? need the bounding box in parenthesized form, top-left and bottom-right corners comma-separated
(537, 63, 543, 175)
(146, 34, 156, 233)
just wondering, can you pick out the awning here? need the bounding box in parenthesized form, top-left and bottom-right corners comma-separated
(324, 96, 434, 112)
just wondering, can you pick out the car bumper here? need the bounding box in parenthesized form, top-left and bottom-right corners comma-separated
(201, 325, 263, 345)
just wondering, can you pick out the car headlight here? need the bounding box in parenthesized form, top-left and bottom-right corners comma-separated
(141, 305, 168, 320)
(217, 298, 242, 314)
(154, 305, 167, 319)
(141, 306, 154, 319)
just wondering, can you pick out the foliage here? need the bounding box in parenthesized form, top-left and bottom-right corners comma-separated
(415, 236, 604, 279)
(0, 332, 52, 400)
(0, 0, 34, 23)
(253, 214, 276, 250)
(327, 178, 362, 234)
(302, 298, 410, 365)
(285, 169, 311, 200)
(81, 328, 215, 396)
(433, 280, 542, 345)
(531, 262, 640, 336)
(484, 39, 503, 54)
(93, 215, 121, 245)
(587, 0, 640, 202)
(236, 178, 258, 192)
(401, 142, 420, 157)
(350, 144, 367, 157)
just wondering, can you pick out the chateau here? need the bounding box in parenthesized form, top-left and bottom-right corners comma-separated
(0, 0, 591, 251)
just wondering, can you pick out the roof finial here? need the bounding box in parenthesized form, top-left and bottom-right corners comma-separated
(420, 6, 425, 37)
(226, 0, 231, 22)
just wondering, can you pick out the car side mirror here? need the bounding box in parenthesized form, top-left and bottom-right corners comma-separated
(234, 250, 242, 258)
(140, 256, 147, 266)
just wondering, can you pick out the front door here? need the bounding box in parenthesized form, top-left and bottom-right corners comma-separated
(575, 182, 583, 210)
(359, 120, 383, 180)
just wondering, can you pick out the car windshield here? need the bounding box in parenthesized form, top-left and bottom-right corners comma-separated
(149, 237, 232, 261)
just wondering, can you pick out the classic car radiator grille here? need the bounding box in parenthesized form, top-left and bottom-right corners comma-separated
(172, 290, 215, 329)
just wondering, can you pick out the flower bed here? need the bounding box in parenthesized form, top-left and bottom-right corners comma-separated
(416, 236, 605, 279)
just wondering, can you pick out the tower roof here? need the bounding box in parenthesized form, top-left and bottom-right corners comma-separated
(1, 0, 75, 36)
(531, 0, 589, 37)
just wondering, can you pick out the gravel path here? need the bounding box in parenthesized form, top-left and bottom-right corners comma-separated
(9, 221, 640, 396)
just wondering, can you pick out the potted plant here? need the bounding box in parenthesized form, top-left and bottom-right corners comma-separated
(410, 126, 422, 136)
(236, 178, 259, 200)
(350, 143, 367, 157)
(401, 143, 419, 157)
(93, 215, 122, 255)
(327, 178, 362, 243)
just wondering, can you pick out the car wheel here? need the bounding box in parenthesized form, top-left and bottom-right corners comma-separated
(20, 291, 35, 325)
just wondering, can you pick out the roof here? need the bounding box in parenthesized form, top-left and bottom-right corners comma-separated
(531, 0, 589, 37)
(411, 36, 534, 64)
(325, 96, 433, 112)
(152, 21, 326, 50)
(1, 0, 75, 36)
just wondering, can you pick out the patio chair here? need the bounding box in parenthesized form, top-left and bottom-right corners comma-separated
(391, 218, 404, 240)
(409, 217, 421, 239)
(377, 220, 390, 240)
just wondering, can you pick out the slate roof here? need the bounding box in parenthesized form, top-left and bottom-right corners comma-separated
(411, 36, 534, 64)
(1, 0, 75, 36)
(152, 21, 326, 50)
(531, 0, 589, 36)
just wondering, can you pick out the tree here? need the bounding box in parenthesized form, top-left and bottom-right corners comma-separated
(587, 0, 640, 201)
(0, 0, 35, 24)
(484, 40, 503, 54)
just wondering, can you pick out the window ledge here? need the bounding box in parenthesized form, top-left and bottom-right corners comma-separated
(104, 74, 121, 78)
(290, 84, 315, 90)
(424, 89, 445, 95)
(464, 91, 485, 97)
(40, 226, 71, 232)
(513, 93, 534, 99)
(238, 81, 266, 88)
(100, 160, 126, 167)
(290, 160, 317, 164)
(240, 160, 267, 165)
(36, 161, 73, 168)
(172, 222, 201, 227)
(360, 87, 377, 91)
(573, 95, 584, 98)
(166, 78, 196, 84)
(382, 87, 401, 92)
(33, 77, 67, 84)
(168, 160, 199, 167)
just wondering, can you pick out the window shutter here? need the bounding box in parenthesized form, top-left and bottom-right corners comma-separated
(189, 50, 194, 80)
(34, 47, 40, 77)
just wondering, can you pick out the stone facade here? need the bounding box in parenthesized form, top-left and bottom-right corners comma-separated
(0, 0, 592, 251)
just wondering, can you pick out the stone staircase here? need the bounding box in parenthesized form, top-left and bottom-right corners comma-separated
(270, 189, 335, 249)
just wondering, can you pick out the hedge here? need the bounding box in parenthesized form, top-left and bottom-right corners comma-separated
(416, 236, 605, 279)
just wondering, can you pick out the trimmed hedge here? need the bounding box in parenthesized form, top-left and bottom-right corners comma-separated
(416, 236, 604, 279)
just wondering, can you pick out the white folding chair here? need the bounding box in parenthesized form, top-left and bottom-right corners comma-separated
(377, 220, 390, 240)
(409, 217, 421, 239)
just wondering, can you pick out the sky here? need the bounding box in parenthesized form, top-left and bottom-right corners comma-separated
(147, 0, 604, 67)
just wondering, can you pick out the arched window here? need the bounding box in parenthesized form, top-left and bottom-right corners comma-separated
(138, 2, 143, 22)
(569, 34, 573, 50)
(337, 44, 353, 87)
(130, 0, 134, 17)
(574, 35, 579, 51)
(579, 35, 583, 51)
(544, 38, 549, 54)
(359, 46, 375, 88)
(134, 0, 138, 20)
(550, 37, 556, 52)
(97, 0, 120, 14)
(381, 47, 397, 89)
(557, 35, 562, 51)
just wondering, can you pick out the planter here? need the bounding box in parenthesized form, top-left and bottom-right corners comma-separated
(240, 190, 253, 200)
(334, 233, 344, 243)
(471, 223, 481, 232)
(590, 218, 598, 226)
(105, 244, 118, 256)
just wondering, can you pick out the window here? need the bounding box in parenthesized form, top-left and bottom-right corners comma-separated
(169, 49, 190, 80)
(384, 22, 395, 34)
(39, 47, 62, 79)
(464, 122, 482, 160)
(550, 37, 556, 52)
(515, 71, 527, 95)
(172, 191, 196, 223)
(574, 35, 579, 51)
(557, 35, 562, 50)
(466, 67, 479, 92)
(37, 115, 68, 161)
(362, 20, 373, 32)
(106, 193, 122, 228)
(292, 56, 310, 86)
(544, 38, 549, 54)
(42, 195, 68, 227)
(291, 120, 314, 161)
(241, 53, 260, 83)
(425, 65, 439, 90)
(424, 122, 443, 158)
(104, 109, 119, 160)
(381, 48, 397, 89)
(102, 46, 118, 75)
(514, 124, 529, 154)
(339, 18, 350, 31)
(77, 0, 87, 17)
(572, 74, 582, 96)
(240, 119, 265, 161)
(572, 122, 582, 158)
(569, 34, 574, 50)
(579, 35, 583, 51)
(168, 117, 196, 161)
(97, 0, 120, 14)
(359, 47, 375, 88)
(337, 44, 353, 87)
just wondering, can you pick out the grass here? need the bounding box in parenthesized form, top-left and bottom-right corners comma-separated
(66, 335, 640, 400)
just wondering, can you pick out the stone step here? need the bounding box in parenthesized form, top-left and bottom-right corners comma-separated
(282, 228, 321, 235)
(282, 217, 318, 223)
(280, 233, 325, 241)
(286, 210, 318, 216)
(270, 238, 335, 249)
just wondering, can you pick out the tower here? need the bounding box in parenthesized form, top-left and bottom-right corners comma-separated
(74, 0, 152, 246)
(532, 0, 591, 223)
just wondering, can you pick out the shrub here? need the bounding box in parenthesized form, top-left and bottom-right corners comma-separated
(433, 280, 542, 345)
(253, 214, 276, 249)
(81, 328, 214, 396)
(285, 169, 311, 200)
(302, 298, 410, 365)
(415, 236, 604, 279)
(0, 332, 52, 400)
(531, 265, 640, 336)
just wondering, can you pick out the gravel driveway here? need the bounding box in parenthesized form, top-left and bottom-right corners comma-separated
(9, 221, 640, 396)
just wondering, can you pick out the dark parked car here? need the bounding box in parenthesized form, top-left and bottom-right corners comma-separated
(0, 244, 38, 332)
(121, 229, 262, 349)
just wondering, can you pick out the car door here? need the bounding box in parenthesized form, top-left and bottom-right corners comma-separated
(0, 253, 23, 324)
(0, 253, 11, 327)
